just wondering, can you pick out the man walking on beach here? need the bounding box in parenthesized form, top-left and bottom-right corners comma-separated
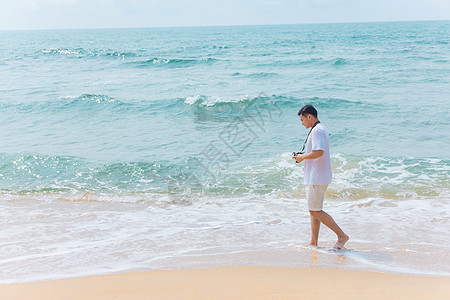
(293, 105, 349, 249)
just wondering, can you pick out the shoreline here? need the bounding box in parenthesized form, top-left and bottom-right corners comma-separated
(1, 266, 449, 300)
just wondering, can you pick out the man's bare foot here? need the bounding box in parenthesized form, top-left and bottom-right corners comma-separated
(334, 234, 349, 250)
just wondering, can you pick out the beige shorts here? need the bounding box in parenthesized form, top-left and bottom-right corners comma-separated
(306, 185, 328, 211)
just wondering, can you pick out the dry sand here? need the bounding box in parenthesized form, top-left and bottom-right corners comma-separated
(1, 266, 449, 300)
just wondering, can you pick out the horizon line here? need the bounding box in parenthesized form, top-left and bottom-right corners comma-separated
(1, 18, 449, 32)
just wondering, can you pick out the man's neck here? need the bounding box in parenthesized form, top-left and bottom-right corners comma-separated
(309, 119, 320, 129)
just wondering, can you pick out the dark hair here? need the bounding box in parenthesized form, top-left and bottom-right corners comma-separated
(298, 105, 318, 118)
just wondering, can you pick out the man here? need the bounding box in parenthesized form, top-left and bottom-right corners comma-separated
(293, 105, 349, 250)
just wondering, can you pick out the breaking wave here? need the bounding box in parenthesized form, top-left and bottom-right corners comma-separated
(1, 152, 448, 203)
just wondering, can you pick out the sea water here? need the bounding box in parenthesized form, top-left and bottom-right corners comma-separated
(0, 21, 449, 283)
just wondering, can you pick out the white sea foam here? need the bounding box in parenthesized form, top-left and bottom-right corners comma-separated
(1, 191, 449, 283)
(183, 95, 254, 106)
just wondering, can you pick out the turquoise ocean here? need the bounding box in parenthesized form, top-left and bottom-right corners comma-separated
(0, 21, 449, 283)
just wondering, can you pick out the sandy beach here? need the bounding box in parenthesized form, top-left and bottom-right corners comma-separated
(1, 266, 449, 300)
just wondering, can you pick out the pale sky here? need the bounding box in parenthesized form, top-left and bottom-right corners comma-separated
(0, 0, 449, 30)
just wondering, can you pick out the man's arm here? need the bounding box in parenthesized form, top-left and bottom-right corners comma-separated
(293, 150, 324, 163)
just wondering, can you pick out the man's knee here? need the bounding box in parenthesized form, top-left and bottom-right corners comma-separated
(309, 210, 322, 217)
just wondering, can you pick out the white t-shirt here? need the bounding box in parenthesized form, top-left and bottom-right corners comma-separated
(303, 123, 332, 185)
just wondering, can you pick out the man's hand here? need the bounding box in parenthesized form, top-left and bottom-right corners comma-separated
(292, 153, 306, 163)
(292, 150, 324, 163)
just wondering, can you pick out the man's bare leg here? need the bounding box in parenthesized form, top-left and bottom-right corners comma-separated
(310, 215, 321, 246)
(309, 210, 349, 249)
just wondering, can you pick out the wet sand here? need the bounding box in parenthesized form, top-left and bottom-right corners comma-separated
(1, 266, 449, 299)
